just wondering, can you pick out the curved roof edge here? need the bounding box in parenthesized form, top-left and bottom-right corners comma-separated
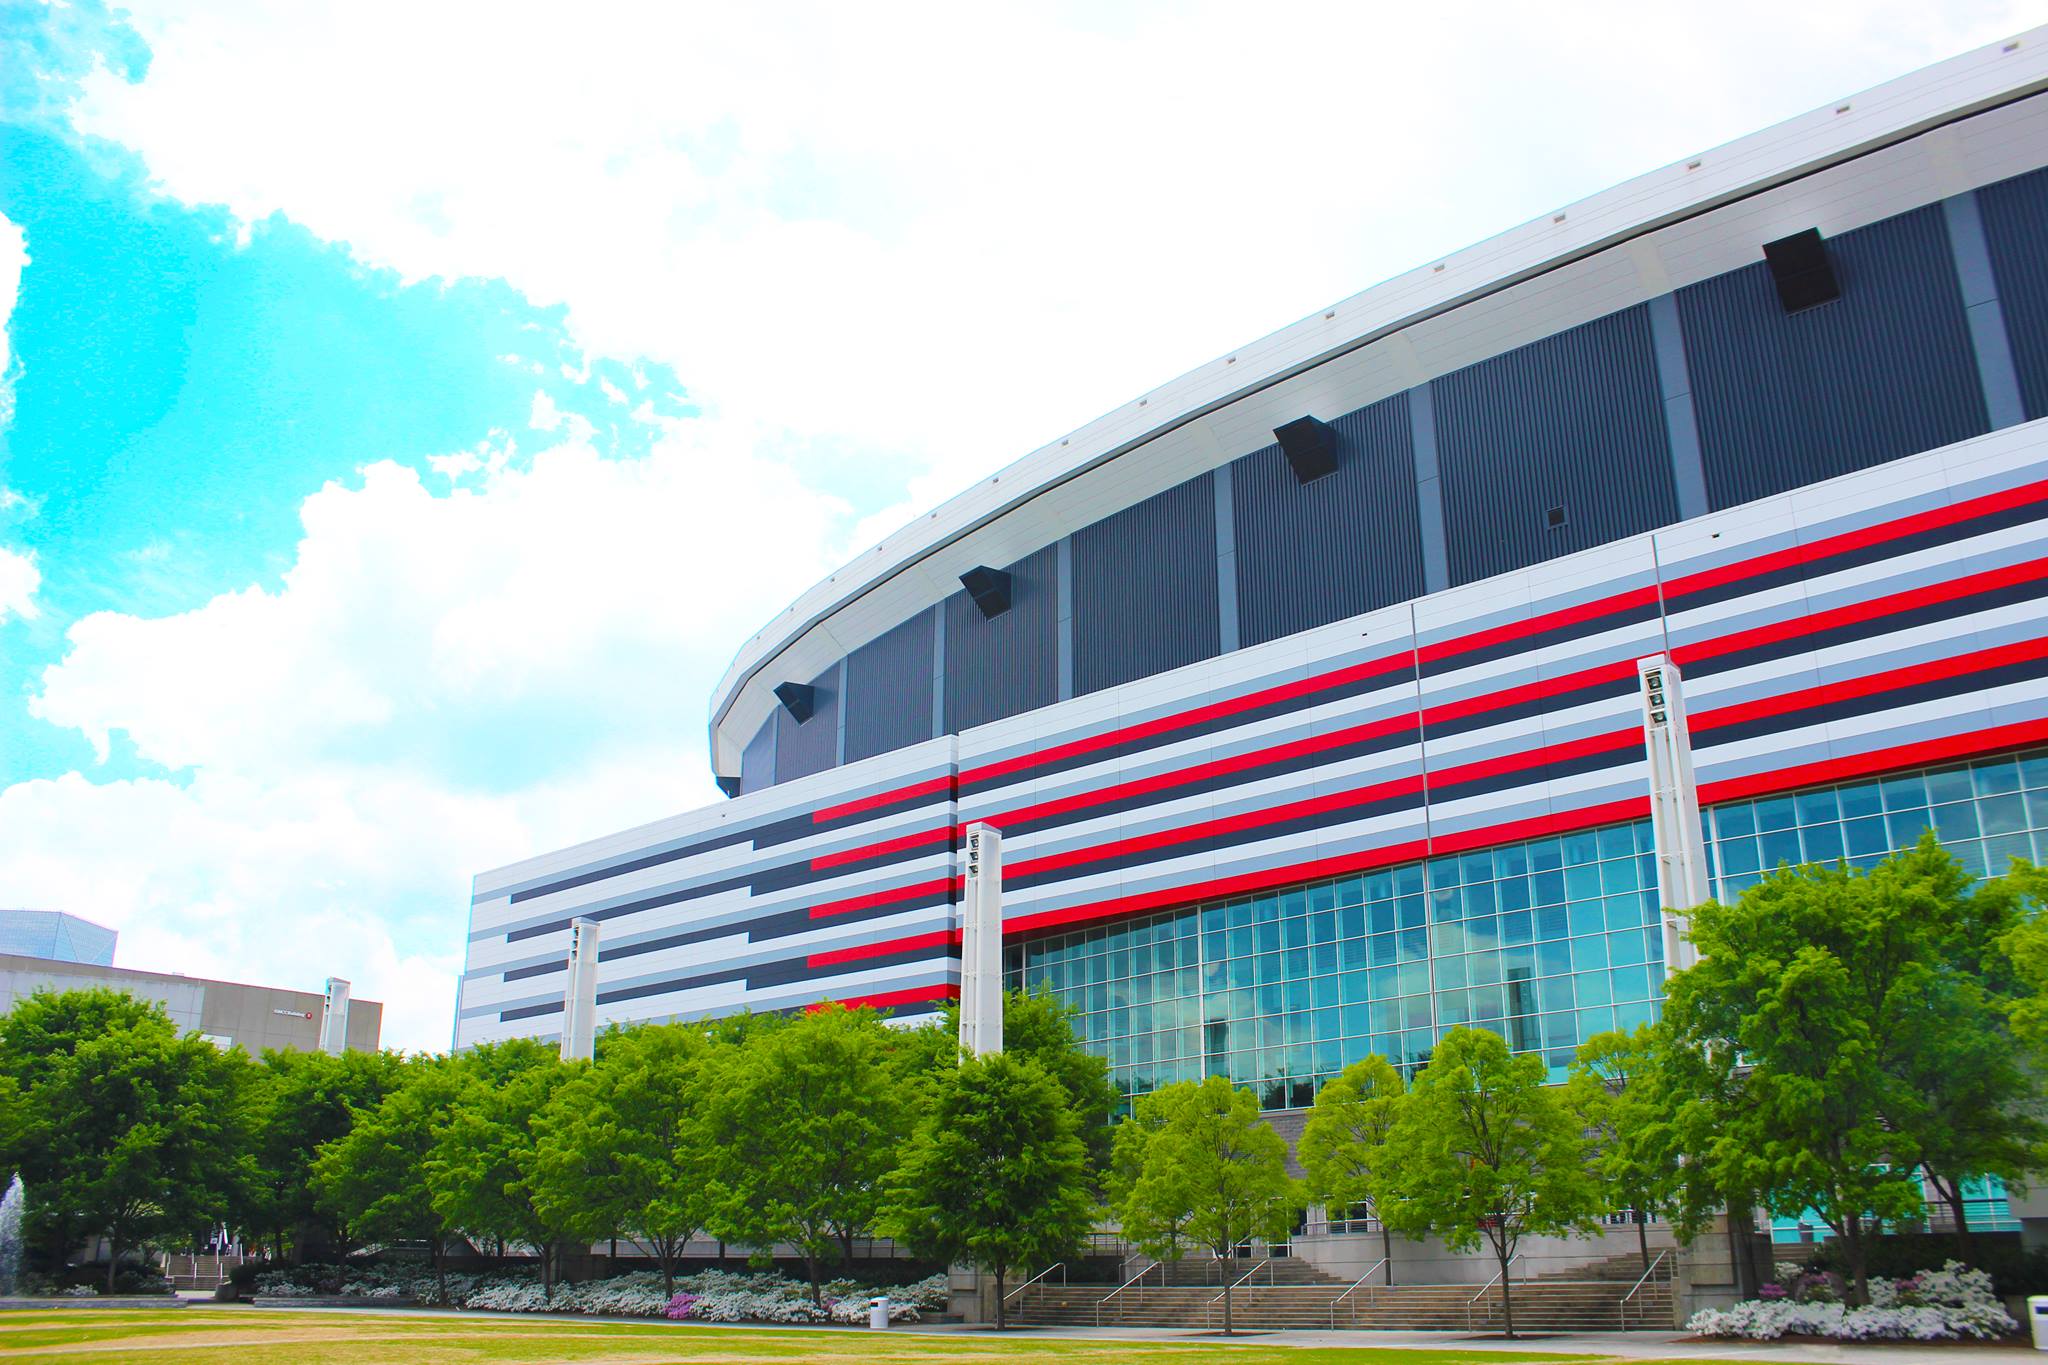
(708, 27, 2048, 776)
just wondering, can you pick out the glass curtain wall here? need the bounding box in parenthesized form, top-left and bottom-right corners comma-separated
(1004, 747, 2048, 1112)
(1004, 821, 1664, 1109)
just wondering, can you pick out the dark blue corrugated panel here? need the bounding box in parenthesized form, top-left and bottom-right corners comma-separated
(1231, 394, 1423, 648)
(773, 664, 839, 784)
(1677, 203, 1987, 510)
(739, 715, 776, 795)
(945, 544, 1059, 732)
(1072, 474, 1220, 695)
(1433, 305, 1677, 586)
(1978, 166, 2048, 422)
(843, 610, 935, 763)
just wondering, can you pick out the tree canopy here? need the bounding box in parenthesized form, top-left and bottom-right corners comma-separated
(1379, 1026, 1598, 1337)
(1297, 1054, 1405, 1283)
(880, 1050, 1093, 1327)
(1112, 1075, 1299, 1334)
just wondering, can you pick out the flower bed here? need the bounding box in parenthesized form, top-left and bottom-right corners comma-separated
(253, 1263, 948, 1323)
(1689, 1261, 2017, 1341)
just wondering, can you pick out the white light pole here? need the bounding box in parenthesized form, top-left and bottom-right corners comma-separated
(561, 918, 600, 1062)
(959, 823, 1004, 1056)
(1639, 654, 1708, 974)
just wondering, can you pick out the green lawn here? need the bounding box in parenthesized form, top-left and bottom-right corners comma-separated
(0, 1308, 1675, 1364)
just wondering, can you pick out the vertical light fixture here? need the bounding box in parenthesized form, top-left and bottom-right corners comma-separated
(318, 977, 352, 1055)
(1639, 655, 1708, 973)
(561, 918, 601, 1062)
(958, 823, 1004, 1056)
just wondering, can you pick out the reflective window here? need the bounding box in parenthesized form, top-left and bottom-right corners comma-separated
(1003, 818, 1662, 1109)
(1706, 748, 2048, 900)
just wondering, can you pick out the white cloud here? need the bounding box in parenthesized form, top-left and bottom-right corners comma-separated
(14, 1, 2042, 1052)
(11, 418, 851, 1049)
(72, 2, 2037, 508)
(0, 546, 37, 624)
(0, 209, 22, 429)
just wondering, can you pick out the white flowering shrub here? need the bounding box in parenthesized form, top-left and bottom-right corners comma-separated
(256, 1262, 941, 1321)
(1691, 1262, 2016, 1341)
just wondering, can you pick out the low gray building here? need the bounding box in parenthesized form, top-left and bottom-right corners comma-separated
(0, 955, 382, 1054)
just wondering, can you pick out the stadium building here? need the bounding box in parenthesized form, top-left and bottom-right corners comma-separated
(459, 27, 2048, 1144)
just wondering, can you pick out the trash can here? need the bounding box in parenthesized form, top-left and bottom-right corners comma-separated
(2029, 1296, 2048, 1349)
(868, 1296, 890, 1330)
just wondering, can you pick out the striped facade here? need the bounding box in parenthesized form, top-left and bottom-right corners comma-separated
(457, 35, 2048, 1062)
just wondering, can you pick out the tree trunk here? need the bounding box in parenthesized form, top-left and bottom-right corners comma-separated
(1497, 1244, 1516, 1339)
(659, 1239, 675, 1299)
(1840, 1217, 1869, 1306)
(432, 1233, 447, 1305)
(104, 1230, 122, 1292)
(806, 1252, 822, 1305)
(994, 1264, 1006, 1330)
(1933, 1175, 1976, 1263)
(541, 1240, 555, 1300)
(1637, 1209, 1650, 1268)
(609, 1236, 617, 1275)
(1222, 1275, 1234, 1335)
(1381, 1224, 1394, 1286)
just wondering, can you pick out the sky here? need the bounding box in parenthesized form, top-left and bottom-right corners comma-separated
(0, 0, 2041, 1052)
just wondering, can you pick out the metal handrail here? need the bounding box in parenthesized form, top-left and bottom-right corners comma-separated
(1095, 1260, 1162, 1326)
(1004, 1261, 1065, 1313)
(1464, 1253, 1520, 1331)
(1204, 1256, 1273, 1329)
(1618, 1248, 1671, 1329)
(1329, 1257, 1389, 1329)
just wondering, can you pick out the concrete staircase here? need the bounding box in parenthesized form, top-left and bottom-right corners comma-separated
(1006, 1249, 1677, 1333)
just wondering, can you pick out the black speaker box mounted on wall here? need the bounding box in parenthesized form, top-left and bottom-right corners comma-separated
(1273, 416, 1338, 483)
(1762, 228, 1841, 313)
(959, 565, 1012, 619)
(773, 681, 815, 723)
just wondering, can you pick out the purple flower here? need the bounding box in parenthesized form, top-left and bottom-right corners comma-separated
(1759, 1283, 1788, 1300)
(665, 1292, 699, 1321)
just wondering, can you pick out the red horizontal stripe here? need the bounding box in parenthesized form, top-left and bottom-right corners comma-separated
(1003, 795, 1653, 940)
(819, 475, 2048, 823)
(1002, 725, 1640, 884)
(810, 822, 952, 871)
(807, 874, 961, 920)
(1415, 584, 1659, 666)
(1004, 718, 2048, 943)
(812, 773, 955, 824)
(1696, 716, 2048, 806)
(1664, 476, 2048, 602)
(807, 927, 960, 968)
(958, 650, 1415, 789)
(1691, 634, 2048, 736)
(811, 983, 957, 1013)
(1674, 555, 2048, 668)
(980, 711, 1421, 833)
(978, 656, 1639, 838)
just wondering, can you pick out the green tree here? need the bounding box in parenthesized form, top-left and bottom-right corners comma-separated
(242, 1046, 403, 1261)
(532, 1022, 718, 1295)
(311, 1056, 462, 1299)
(912, 987, 1120, 1171)
(1298, 1055, 1406, 1283)
(703, 1005, 911, 1302)
(1661, 837, 2037, 1300)
(1112, 1076, 1299, 1335)
(423, 1038, 579, 1297)
(880, 1050, 1093, 1328)
(1565, 1027, 1676, 1268)
(1379, 1026, 1598, 1338)
(0, 988, 251, 1287)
